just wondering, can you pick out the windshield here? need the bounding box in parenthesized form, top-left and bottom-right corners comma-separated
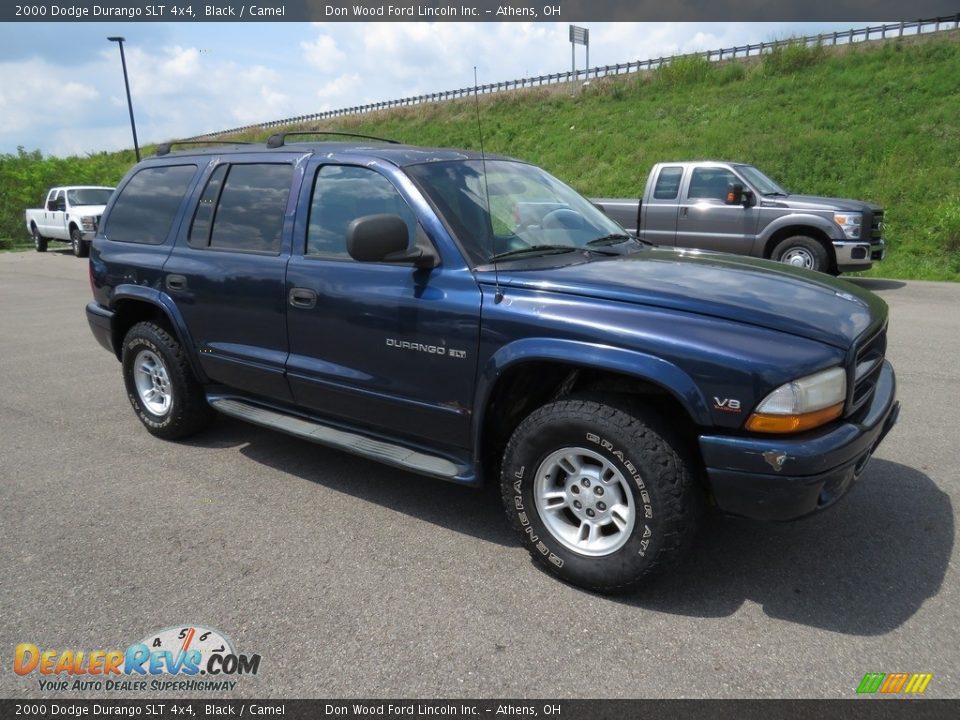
(67, 188, 113, 206)
(736, 165, 788, 195)
(405, 159, 630, 266)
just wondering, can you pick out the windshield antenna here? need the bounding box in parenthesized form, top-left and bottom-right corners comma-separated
(474, 66, 503, 304)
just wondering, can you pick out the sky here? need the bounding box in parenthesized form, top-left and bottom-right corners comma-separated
(0, 21, 867, 157)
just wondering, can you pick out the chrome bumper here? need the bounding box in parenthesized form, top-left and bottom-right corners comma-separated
(834, 238, 885, 272)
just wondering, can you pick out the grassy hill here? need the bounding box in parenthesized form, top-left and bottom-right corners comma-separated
(3, 34, 959, 279)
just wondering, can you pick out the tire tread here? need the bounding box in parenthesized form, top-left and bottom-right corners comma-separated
(500, 397, 700, 593)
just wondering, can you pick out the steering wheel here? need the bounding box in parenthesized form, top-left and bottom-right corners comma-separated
(541, 208, 587, 230)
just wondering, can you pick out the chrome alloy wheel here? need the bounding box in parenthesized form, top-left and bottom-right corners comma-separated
(533, 447, 636, 557)
(133, 349, 172, 416)
(781, 246, 816, 269)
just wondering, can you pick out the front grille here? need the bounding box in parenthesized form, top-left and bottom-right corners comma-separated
(849, 325, 887, 415)
(870, 210, 884, 239)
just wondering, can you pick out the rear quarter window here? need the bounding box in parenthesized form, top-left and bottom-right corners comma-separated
(653, 167, 683, 200)
(103, 164, 197, 244)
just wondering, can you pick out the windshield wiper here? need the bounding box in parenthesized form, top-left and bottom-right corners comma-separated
(763, 191, 788, 197)
(587, 233, 636, 247)
(491, 245, 578, 261)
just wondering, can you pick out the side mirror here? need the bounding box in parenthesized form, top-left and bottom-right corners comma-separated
(346, 214, 437, 269)
(47, 200, 58, 211)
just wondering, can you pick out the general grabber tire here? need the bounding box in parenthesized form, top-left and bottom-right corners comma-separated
(500, 398, 700, 593)
(121, 321, 215, 440)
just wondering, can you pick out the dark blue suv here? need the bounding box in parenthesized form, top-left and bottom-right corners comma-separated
(86, 135, 899, 593)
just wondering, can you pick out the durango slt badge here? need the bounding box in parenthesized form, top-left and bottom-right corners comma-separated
(385, 338, 467, 358)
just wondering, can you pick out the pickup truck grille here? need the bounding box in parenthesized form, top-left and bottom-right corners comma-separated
(870, 210, 884, 239)
(849, 325, 887, 415)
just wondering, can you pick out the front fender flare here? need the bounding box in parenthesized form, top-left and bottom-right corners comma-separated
(472, 337, 712, 451)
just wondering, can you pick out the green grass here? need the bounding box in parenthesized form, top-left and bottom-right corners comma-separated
(3, 34, 959, 279)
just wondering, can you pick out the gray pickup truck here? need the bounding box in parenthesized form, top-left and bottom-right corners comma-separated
(593, 161, 886, 274)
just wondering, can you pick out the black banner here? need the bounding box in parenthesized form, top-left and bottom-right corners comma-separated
(4, 0, 960, 22)
(1, 699, 959, 720)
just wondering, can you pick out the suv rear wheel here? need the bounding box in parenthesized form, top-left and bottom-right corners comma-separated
(121, 321, 215, 440)
(500, 397, 699, 593)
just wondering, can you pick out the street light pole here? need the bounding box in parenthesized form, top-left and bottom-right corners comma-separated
(107, 36, 141, 162)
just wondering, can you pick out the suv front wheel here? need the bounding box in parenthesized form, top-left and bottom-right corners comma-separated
(121, 321, 215, 440)
(500, 397, 699, 593)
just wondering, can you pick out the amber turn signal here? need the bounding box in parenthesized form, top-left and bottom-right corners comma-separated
(745, 402, 844, 434)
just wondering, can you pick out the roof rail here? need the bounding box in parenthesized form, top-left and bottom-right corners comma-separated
(265, 131, 400, 149)
(155, 140, 251, 157)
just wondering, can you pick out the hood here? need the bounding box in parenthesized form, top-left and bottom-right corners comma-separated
(487, 248, 886, 349)
(69, 204, 108, 215)
(774, 194, 882, 213)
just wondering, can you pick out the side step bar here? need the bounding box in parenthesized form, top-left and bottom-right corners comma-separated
(209, 397, 465, 480)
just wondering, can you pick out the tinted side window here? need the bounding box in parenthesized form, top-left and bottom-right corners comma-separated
(653, 166, 683, 200)
(208, 164, 293, 254)
(307, 165, 417, 259)
(188, 164, 228, 248)
(688, 167, 739, 201)
(104, 165, 197, 244)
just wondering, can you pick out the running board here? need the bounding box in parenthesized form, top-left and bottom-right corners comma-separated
(209, 398, 464, 480)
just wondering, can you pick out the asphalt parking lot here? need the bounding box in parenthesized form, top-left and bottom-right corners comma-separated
(1, 249, 957, 699)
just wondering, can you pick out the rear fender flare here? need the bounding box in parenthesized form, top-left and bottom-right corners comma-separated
(111, 285, 208, 383)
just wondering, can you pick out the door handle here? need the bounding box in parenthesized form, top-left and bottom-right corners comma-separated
(289, 288, 317, 309)
(679, 207, 688, 219)
(166, 274, 187, 291)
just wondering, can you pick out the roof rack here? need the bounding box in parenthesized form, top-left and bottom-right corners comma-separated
(265, 131, 400, 149)
(155, 140, 251, 157)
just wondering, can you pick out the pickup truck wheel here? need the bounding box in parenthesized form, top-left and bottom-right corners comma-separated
(772, 235, 829, 272)
(121, 321, 215, 440)
(70, 227, 89, 258)
(500, 398, 698, 593)
(32, 226, 47, 253)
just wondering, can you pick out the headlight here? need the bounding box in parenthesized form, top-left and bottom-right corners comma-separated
(746, 366, 846, 433)
(833, 212, 862, 240)
(81, 216, 96, 231)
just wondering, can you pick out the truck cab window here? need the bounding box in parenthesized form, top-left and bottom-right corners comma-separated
(653, 167, 684, 200)
(688, 167, 740, 201)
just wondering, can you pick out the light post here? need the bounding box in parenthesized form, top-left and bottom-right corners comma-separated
(107, 36, 141, 162)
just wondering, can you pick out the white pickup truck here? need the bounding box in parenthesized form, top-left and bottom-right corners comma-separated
(25, 186, 114, 257)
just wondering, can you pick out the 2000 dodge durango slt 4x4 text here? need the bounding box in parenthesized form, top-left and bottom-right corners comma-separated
(86, 135, 900, 592)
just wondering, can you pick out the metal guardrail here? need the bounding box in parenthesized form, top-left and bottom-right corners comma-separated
(189, 14, 960, 141)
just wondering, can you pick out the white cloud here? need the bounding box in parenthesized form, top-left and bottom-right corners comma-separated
(300, 33, 346, 73)
(0, 59, 99, 135)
